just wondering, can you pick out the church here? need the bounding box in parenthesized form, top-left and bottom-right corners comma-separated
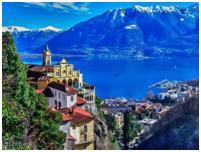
(42, 44, 83, 88)
(27, 44, 97, 115)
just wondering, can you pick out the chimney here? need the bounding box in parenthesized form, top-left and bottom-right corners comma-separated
(68, 108, 74, 114)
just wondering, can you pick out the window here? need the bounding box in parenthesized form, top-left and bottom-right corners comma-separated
(84, 134, 87, 142)
(59, 92, 60, 98)
(63, 94, 65, 100)
(84, 125, 87, 132)
(71, 96, 74, 101)
(54, 100, 57, 109)
(72, 123, 76, 129)
(55, 91, 57, 96)
(63, 70, 66, 73)
(58, 102, 61, 109)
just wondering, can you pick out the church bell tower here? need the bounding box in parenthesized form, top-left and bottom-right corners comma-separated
(42, 43, 51, 66)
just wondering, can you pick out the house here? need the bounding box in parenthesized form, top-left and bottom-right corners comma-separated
(56, 107, 95, 150)
(27, 65, 55, 89)
(114, 112, 124, 129)
(43, 82, 77, 109)
(44, 82, 95, 150)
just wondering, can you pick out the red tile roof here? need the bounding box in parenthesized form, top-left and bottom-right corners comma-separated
(38, 75, 51, 81)
(76, 97, 86, 106)
(135, 105, 145, 114)
(58, 107, 93, 123)
(71, 107, 93, 123)
(67, 87, 77, 95)
(68, 134, 77, 141)
(29, 65, 54, 73)
(61, 113, 73, 122)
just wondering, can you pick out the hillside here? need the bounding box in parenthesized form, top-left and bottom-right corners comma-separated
(2, 32, 65, 149)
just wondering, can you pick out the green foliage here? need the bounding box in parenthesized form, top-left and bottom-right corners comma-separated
(122, 111, 132, 150)
(95, 97, 102, 109)
(2, 32, 65, 149)
(104, 114, 117, 132)
(122, 112, 145, 150)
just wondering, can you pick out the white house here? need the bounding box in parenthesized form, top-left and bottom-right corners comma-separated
(43, 82, 77, 109)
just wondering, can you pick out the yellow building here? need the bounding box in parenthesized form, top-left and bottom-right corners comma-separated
(70, 119, 94, 150)
(114, 112, 124, 129)
(49, 58, 83, 88)
(58, 107, 95, 150)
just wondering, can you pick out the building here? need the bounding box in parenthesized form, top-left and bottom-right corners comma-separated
(42, 82, 95, 150)
(43, 82, 77, 109)
(51, 58, 83, 88)
(27, 45, 97, 114)
(78, 84, 97, 114)
(114, 112, 124, 129)
(51, 107, 95, 150)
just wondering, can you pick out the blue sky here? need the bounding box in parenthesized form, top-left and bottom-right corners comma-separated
(3, 2, 197, 30)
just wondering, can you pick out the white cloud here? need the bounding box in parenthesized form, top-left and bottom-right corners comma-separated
(22, 2, 89, 13)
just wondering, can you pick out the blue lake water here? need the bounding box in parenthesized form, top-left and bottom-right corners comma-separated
(21, 55, 199, 99)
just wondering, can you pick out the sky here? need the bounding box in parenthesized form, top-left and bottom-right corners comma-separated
(3, 2, 197, 30)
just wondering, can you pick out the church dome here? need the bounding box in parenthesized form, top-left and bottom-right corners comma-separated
(61, 58, 67, 64)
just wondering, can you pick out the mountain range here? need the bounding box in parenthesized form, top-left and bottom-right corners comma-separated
(3, 26, 62, 53)
(3, 4, 199, 57)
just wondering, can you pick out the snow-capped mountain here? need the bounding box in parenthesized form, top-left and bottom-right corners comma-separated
(3, 26, 30, 33)
(3, 26, 63, 53)
(37, 26, 62, 32)
(34, 4, 198, 57)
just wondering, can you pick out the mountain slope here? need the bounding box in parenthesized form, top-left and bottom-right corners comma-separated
(34, 4, 198, 57)
(3, 26, 62, 53)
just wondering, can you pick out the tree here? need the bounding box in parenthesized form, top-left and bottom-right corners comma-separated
(2, 32, 65, 149)
(122, 111, 132, 150)
(104, 114, 116, 132)
(95, 97, 102, 109)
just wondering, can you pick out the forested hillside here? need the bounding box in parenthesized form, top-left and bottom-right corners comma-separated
(2, 32, 65, 150)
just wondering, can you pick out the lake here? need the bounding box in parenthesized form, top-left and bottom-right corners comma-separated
(21, 55, 199, 99)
